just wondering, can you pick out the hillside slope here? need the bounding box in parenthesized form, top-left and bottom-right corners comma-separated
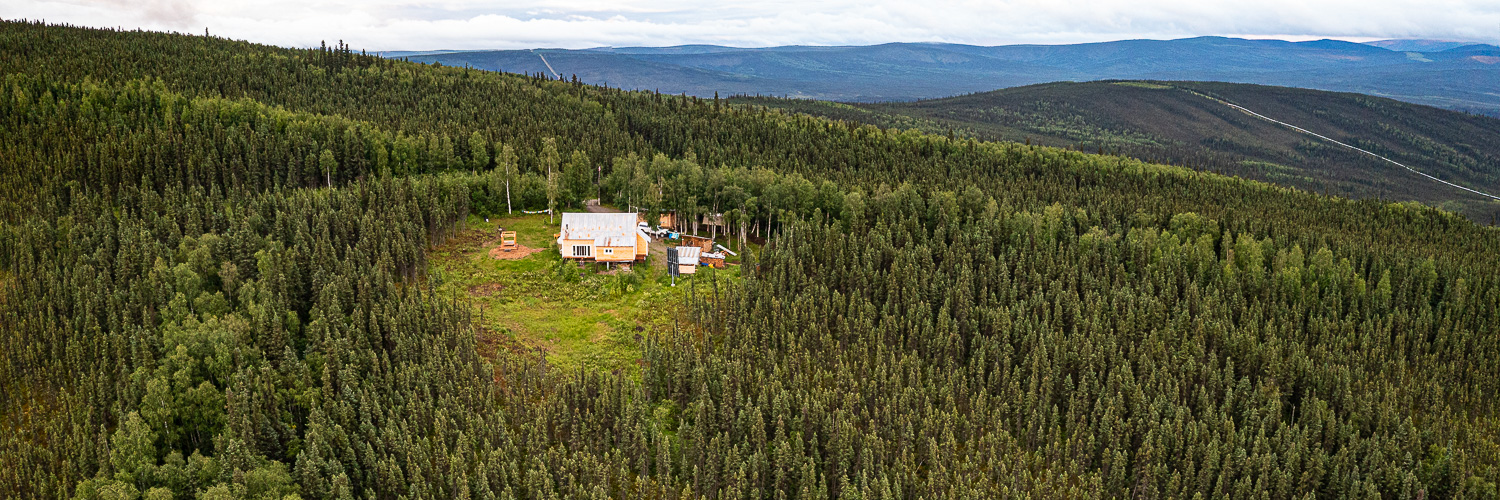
(4, 21, 1500, 500)
(737, 81, 1500, 221)
(395, 37, 1500, 114)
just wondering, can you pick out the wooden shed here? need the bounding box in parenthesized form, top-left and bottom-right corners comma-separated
(679, 234, 715, 252)
(700, 213, 725, 231)
(637, 210, 677, 229)
(675, 246, 700, 275)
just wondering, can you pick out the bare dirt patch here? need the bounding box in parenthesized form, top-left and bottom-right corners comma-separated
(490, 244, 543, 260)
(468, 282, 505, 296)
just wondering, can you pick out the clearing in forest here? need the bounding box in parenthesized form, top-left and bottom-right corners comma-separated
(431, 214, 739, 373)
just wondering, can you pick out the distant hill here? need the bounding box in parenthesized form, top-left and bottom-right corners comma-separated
(395, 37, 1500, 115)
(376, 49, 478, 58)
(1364, 39, 1483, 52)
(734, 81, 1500, 221)
(8, 22, 1500, 500)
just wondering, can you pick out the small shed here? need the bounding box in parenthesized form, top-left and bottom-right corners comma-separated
(675, 246, 701, 275)
(679, 234, 714, 252)
(637, 210, 677, 229)
(700, 213, 725, 231)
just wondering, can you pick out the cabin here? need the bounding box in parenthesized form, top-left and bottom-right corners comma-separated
(557, 213, 652, 263)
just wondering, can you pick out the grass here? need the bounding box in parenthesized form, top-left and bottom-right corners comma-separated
(431, 213, 742, 374)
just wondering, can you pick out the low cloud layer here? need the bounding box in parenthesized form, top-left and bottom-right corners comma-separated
(5, 0, 1499, 50)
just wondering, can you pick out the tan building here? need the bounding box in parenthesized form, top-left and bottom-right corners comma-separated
(637, 210, 677, 229)
(674, 246, 700, 275)
(679, 234, 715, 252)
(557, 213, 652, 262)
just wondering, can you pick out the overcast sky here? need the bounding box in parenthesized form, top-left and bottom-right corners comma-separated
(5, 0, 1499, 50)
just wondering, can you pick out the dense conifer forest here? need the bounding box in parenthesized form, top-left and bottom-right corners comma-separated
(731, 82, 1500, 222)
(2, 20, 1499, 499)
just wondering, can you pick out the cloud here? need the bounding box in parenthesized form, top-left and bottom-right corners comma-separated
(6, 0, 201, 31)
(4, 0, 1499, 50)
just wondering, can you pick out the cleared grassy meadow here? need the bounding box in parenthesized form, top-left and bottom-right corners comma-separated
(430, 213, 743, 373)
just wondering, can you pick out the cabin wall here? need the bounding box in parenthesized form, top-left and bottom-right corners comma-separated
(596, 246, 635, 262)
(561, 239, 595, 259)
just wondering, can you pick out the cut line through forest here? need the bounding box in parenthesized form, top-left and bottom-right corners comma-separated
(1188, 89, 1500, 201)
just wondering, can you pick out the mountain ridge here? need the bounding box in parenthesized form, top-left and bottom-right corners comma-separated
(393, 37, 1500, 114)
(6, 21, 1500, 500)
(733, 80, 1500, 221)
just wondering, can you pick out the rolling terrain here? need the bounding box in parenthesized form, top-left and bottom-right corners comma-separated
(5, 21, 1500, 499)
(736, 81, 1500, 221)
(392, 37, 1500, 114)
(1366, 39, 1484, 52)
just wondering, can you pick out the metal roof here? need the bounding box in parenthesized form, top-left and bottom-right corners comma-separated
(557, 213, 651, 247)
(675, 246, 701, 265)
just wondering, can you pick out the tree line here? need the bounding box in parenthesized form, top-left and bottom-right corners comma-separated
(1, 20, 1499, 499)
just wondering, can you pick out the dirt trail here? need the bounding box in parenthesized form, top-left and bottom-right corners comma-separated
(583, 199, 622, 213)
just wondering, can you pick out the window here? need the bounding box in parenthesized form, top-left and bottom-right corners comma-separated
(572, 245, 592, 257)
(602, 248, 614, 255)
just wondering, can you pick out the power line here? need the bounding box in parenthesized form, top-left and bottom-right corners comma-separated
(1186, 89, 1500, 201)
(530, 49, 561, 79)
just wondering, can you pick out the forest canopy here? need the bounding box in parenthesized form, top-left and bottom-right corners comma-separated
(1, 20, 1498, 500)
